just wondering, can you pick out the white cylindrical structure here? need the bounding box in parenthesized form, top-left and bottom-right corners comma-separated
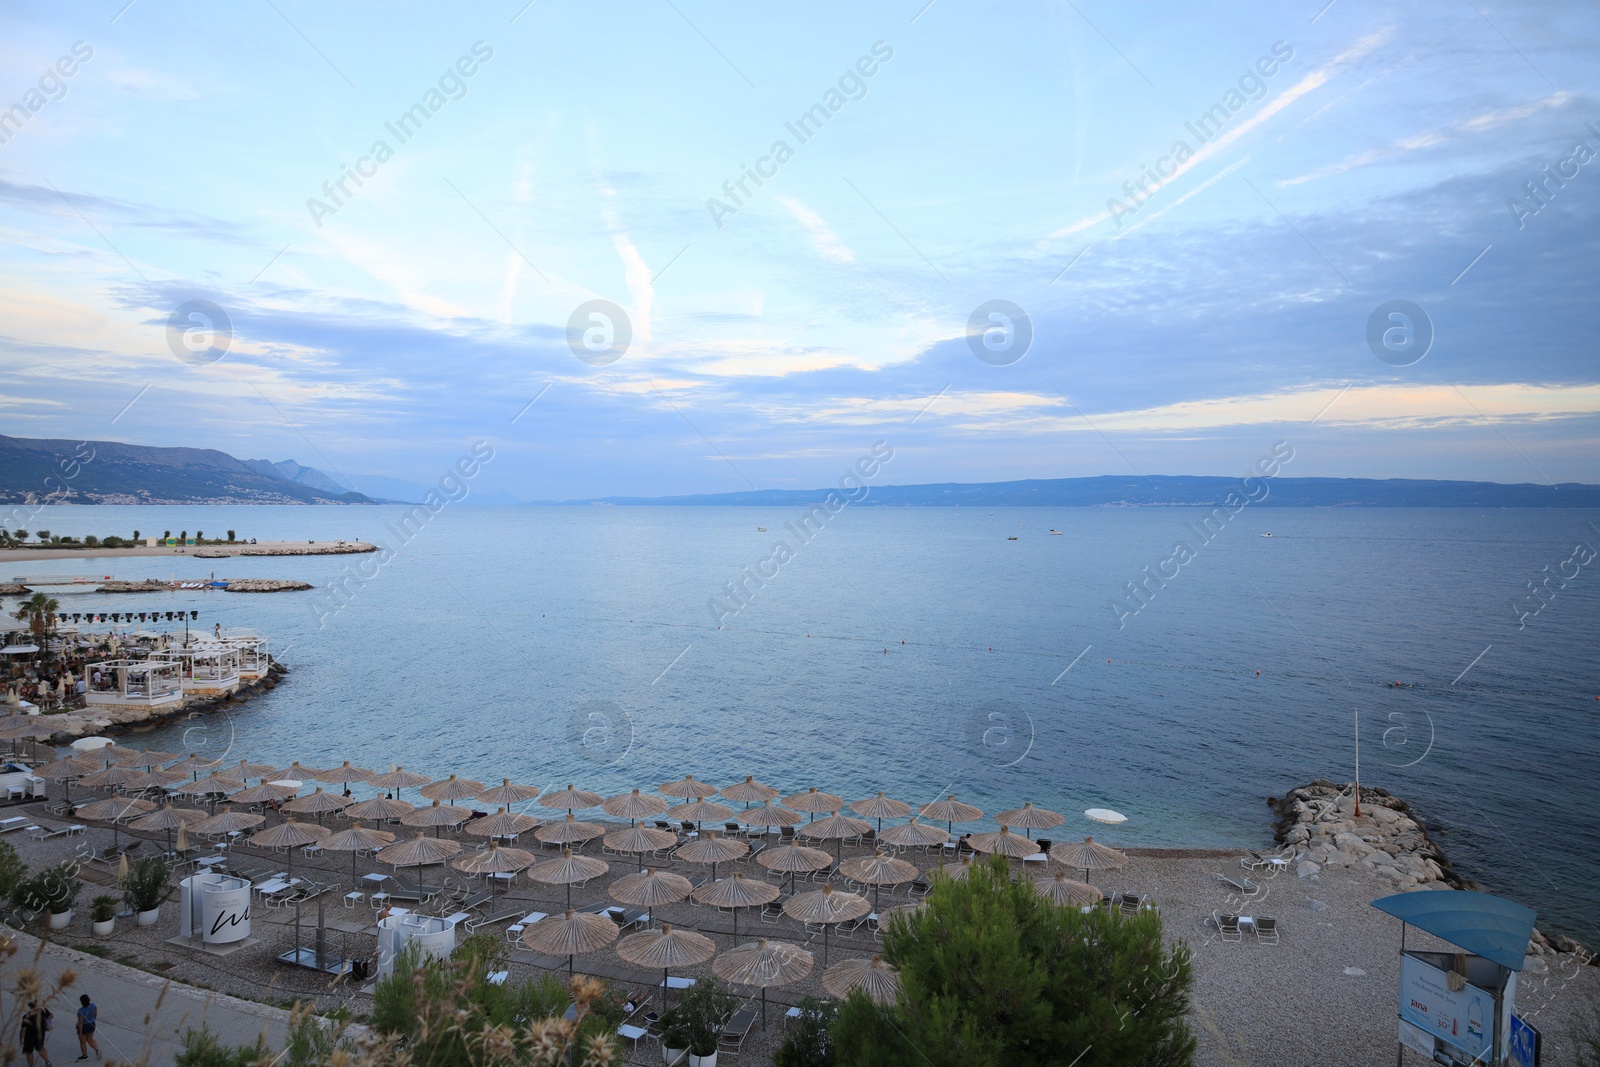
(376, 913, 455, 977)
(179, 873, 252, 944)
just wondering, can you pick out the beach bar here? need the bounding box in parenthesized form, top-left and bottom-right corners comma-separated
(222, 629, 270, 679)
(85, 659, 183, 709)
(159, 645, 241, 695)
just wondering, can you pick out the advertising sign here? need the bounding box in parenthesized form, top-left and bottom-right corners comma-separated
(201, 883, 251, 944)
(1399, 953, 1495, 1060)
(1509, 1015, 1540, 1067)
(1398, 1019, 1436, 1058)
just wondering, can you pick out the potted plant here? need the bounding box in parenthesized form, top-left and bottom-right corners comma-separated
(13, 863, 80, 929)
(90, 894, 118, 937)
(678, 978, 735, 1067)
(659, 1007, 691, 1066)
(124, 856, 172, 926)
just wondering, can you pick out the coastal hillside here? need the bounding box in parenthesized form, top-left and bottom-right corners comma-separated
(0, 434, 377, 505)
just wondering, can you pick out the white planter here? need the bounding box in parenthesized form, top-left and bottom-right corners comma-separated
(92, 918, 115, 937)
(48, 909, 72, 930)
(136, 907, 160, 927)
(663, 1047, 686, 1065)
(689, 1052, 718, 1067)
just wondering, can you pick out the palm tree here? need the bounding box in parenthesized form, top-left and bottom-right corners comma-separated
(14, 592, 60, 658)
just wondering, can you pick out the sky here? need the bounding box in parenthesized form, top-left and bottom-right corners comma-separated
(1, 0, 1598, 500)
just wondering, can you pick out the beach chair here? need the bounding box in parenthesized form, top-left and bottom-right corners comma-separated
(779, 825, 795, 841)
(1255, 916, 1279, 944)
(1240, 852, 1270, 872)
(760, 901, 784, 924)
(1214, 912, 1242, 943)
(719, 1008, 757, 1055)
(724, 822, 743, 837)
(0, 817, 29, 834)
(746, 840, 767, 861)
(908, 878, 931, 898)
(653, 820, 672, 831)
(1217, 873, 1260, 897)
(1117, 893, 1145, 917)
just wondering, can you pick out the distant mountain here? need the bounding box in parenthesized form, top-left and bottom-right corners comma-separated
(550, 474, 1599, 508)
(0, 434, 378, 505)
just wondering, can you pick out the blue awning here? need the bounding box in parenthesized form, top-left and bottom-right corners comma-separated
(1370, 890, 1536, 971)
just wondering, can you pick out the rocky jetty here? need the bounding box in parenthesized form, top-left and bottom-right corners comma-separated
(224, 579, 312, 592)
(194, 541, 375, 558)
(96, 578, 170, 593)
(0, 582, 30, 595)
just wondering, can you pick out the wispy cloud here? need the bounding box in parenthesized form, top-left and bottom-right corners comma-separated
(775, 196, 855, 262)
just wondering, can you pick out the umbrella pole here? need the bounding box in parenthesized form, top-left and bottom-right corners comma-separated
(761, 988, 767, 1030)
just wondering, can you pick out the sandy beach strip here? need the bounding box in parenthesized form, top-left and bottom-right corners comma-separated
(0, 540, 374, 564)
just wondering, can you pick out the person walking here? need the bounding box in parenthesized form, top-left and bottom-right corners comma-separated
(75, 995, 100, 1061)
(20, 1000, 53, 1067)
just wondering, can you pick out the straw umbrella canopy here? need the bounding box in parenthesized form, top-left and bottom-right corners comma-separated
(465, 807, 539, 840)
(376, 833, 461, 889)
(784, 787, 845, 821)
(282, 786, 353, 825)
(662, 799, 734, 829)
(401, 799, 473, 837)
(919, 795, 984, 836)
(737, 802, 801, 833)
(714, 939, 814, 1029)
(521, 909, 617, 977)
(675, 830, 749, 880)
(229, 778, 301, 805)
(968, 826, 1042, 860)
(220, 759, 278, 780)
(994, 801, 1065, 839)
(279, 761, 327, 784)
(529, 849, 610, 910)
(32, 755, 100, 803)
(616, 923, 715, 1008)
(175, 772, 242, 802)
(878, 818, 952, 850)
(76, 764, 146, 790)
(128, 804, 206, 854)
(419, 774, 483, 803)
(692, 872, 778, 940)
(123, 768, 186, 792)
(822, 955, 900, 1006)
(368, 766, 431, 798)
(783, 884, 870, 963)
(320, 821, 397, 886)
(168, 753, 223, 778)
(476, 778, 543, 807)
(720, 775, 780, 806)
(609, 867, 692, 924)
(1051, 836, 1129, 883)
(839, 851, 920, 909)
(452, 842, 536, 882)
(534, 813, 605, 848)
(311, 760, 375, 788)
(539, 784, 604, 811)
(191, 805, 264, 837)
(0, 716, 52, 741)
(344, 796, 414, 821)
(601, 788, 667, 825)
(77, 793, 156, 848)
(658, 774, 720, 800)
(248, 819, 330, 955)
(756, 843, 832, 893)
(939, 853, 978, 879)
(602, 825, 677, 870)
(797, 811, 871, 861)
(114, 749, 181, 768)
(881, 899, 928, 923)
(1036, 871, 1103, 907)
(849, 791, 913, 833)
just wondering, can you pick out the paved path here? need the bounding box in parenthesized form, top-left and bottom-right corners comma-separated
(5, 931, 297, 1066)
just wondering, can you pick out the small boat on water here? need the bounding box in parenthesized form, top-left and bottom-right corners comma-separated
(1049, 529, 1062, 535)
(1007, 536, 1018, 541)
(1261, 532, 1273, 538)
(757, 527, 766, 532)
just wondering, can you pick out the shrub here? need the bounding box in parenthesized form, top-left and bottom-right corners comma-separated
(123, 856, 172, 913)
(775, 996, 838, 1067)
(90, 895, 118, 923)
(677, 975, 736, 1056)
(13, 862, 80, 914)
(174, 1024, 271, 1067)
(0, 841, 26, 902)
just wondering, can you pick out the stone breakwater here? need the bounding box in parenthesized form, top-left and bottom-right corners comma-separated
(194, 541, 376, 558)
(0, 582, 29, 595)
(96, 579, 170, 592)
(36, 660, 288, 744)
(1271, 780, 1592, 961)
(224, 579, 312, 592)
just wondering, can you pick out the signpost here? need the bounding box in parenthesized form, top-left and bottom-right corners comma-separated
(1508, 1015, 1540, 1067)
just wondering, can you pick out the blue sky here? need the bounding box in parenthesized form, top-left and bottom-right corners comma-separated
(2, 0, 1598, 499)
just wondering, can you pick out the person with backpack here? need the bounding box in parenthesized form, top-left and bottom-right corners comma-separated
(75, 995, 100, 1060)
(20, 999, 53, 1067)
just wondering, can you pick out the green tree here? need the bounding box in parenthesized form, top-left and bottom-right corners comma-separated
(35, 530, 50, 541)
(226, 529, 235, 541)
(13, 591, 60, 644)
(0, 840, 27, 903)
(831, 857, 1195, 1067)
(775, 996, 839, 1067)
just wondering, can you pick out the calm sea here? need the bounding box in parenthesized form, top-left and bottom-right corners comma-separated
(10, 503, 1599, 940)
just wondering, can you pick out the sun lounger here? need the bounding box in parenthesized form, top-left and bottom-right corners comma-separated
(1217, 873, 1260, 897)
(0, 817, 28, 833)
(719, 1008, 758, 1054)
(467, 908, 525, 932)
(1213, 912, 1242, 942)
(506, 911, 547, 942)
(908, 879, 931, 897)
(1254, 916, 1279, 944)
(760, 901, 784, 924)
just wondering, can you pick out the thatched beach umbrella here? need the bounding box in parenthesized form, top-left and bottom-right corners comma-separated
(115, 749, 180, 768)
(692, 872, 778, 940)
(376, 833, 461, 885)
(659, 774, 719, 800)
(321, 821, 397, 887)
(940, 853, 978, 879)
(995, 801, 1065, 839)
(675, 830, 748, 880)
(401, 799, 473, 837)
(476, 778, 542, 807)
(714, 939, 813, 1029)
(783, 884, 870, 963)
(798, 811, 871, 861)
(601, 788, 667, 825)
(534, 813, 605, 848)
(282, 786, 352, 825)
(452, 842, 536, 883)
(220, 759, 278, 780)
(616, 923, 714, 1008)
(76, 793, 156, 849)
(721, 775, 780, 806)
(466, 807, 539, 840)
(919, 795, 984, 836)
(168, 753, 222, 779)
(76, 764, 146, 790)
(539, 784, 603, 811)
(521, 908, 618, 977)
(662, 799, 734, 829)
(823, 955, 900, 1005)
(839, 851, 919, 909)
(249, 819, 331, 956)
(757, 843, 831, 893)
(529, 849, 609, 910)
(419, 774, 483, 803)
(784, 787, 845, 822)
(738, 801, 801, 834)
(279, 761, 327, 784)
(968, 826, 1042, 860)
(1051, 836, 1128, 883)
(344, 796, 414, 821)
(192, 804, 264, 838)
(609, 867, 692, 924)
(602, 825, 677, 870)
(368, 766, 431, 799)
(0, 716, 52, 741)
(1036, 871, 1103, 907)
(124, 768, 186, 792)
(175, 772, 242, 803)
(128, 803, 206, 854)
(849, 791, 913, 834)
(312, 760, 375, 788)
(229, 778, 300, 805)
(32, 755, 100, 804)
